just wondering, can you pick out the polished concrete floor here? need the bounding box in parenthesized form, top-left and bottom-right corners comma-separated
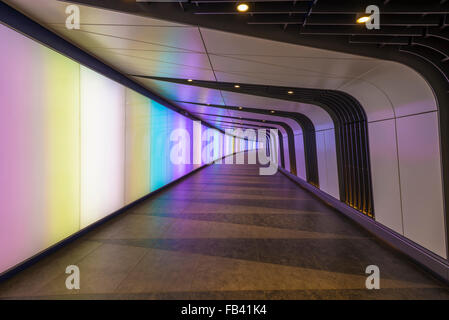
(1, 153, 449, 299)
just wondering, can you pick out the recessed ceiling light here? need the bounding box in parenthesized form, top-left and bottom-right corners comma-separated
(356, 16, 370, 24)
(187, 79, 193, 82)
(237, 3, 249, 12)
(287, 90, 294, 94)
(238, 106, 243, 110)
(270, 110, 275, 113)
(234, 84, 240, 88)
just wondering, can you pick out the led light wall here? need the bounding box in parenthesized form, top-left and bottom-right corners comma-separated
(80, 66, 126, 228)
(0, 24, 241, 274)
(0, 24, 80, 274)
(125, 88, 151, 204)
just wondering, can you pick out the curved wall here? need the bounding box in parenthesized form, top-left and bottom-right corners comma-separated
(339, 62, 446, 258)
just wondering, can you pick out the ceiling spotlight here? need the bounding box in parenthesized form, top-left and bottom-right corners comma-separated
(262, 120, 266, 122)
(234, 84, 240, 88)
(356, 16, 370, 24)
(238, 106, 243, 110)
(287, 90, 294, 94)
(187, 79, 193, 82)
(236, 3, 249, 12)
(270, 110, 275, 114)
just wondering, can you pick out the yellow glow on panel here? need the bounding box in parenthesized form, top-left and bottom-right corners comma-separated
(125, 88, 151, 204)
(43, 45, 81, 244)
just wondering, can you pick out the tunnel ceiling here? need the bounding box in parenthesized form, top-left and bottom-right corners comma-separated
(53, 0, 449, 90)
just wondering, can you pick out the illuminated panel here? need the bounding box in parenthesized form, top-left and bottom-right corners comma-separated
(125, 88, 151, 205)
(213, 130, 221, 161)
(201, 124, 208, 164)
(225, 135, 232, 155)
(168, 109, 190, 182)
(193, 121, 202, 167)
(80, 66, 126, 228)
(0, 23, 224, 275)
(150, 100, 168, 191)
(0, 24, 80, 273)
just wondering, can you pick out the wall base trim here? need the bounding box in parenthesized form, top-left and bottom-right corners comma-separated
(278, 166, 449, 284)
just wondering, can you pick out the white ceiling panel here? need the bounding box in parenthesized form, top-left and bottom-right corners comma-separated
(49, 25, 190, 51)
(176, 102, 231, 117)
(133, 78, 225, 105)
(209, 54, 379, 83)
(7, 0, 185, 26)
(69, 24, 205, 52)
(83, 48, 215, 80)
(200, 28, 372, 59)
(201, 27, 381, 90)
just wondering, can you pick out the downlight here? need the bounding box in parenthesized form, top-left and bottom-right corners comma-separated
(237, 3, 249, 12)
(356, 16, 370, 24)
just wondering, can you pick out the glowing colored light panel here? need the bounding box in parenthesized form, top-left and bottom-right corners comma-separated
(0, 24, 80, 273)
(125, 88, 151, 204)
(0, 24, 244, 275)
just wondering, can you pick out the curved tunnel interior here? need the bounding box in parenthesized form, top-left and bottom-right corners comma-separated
(1, 0, 449, 299)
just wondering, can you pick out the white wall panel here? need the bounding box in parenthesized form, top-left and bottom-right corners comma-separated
(360, 62, 437, 118)
(323, 129, 340, 199)
(315, 131, 328, 192)
(368, 120, 403, 234)
(396, 112, 447, 258)
(340, 79, 394, 123)
(294, 134, 306, 180)
(80, 66, 126, 228)
(283, 135, 290, 171)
